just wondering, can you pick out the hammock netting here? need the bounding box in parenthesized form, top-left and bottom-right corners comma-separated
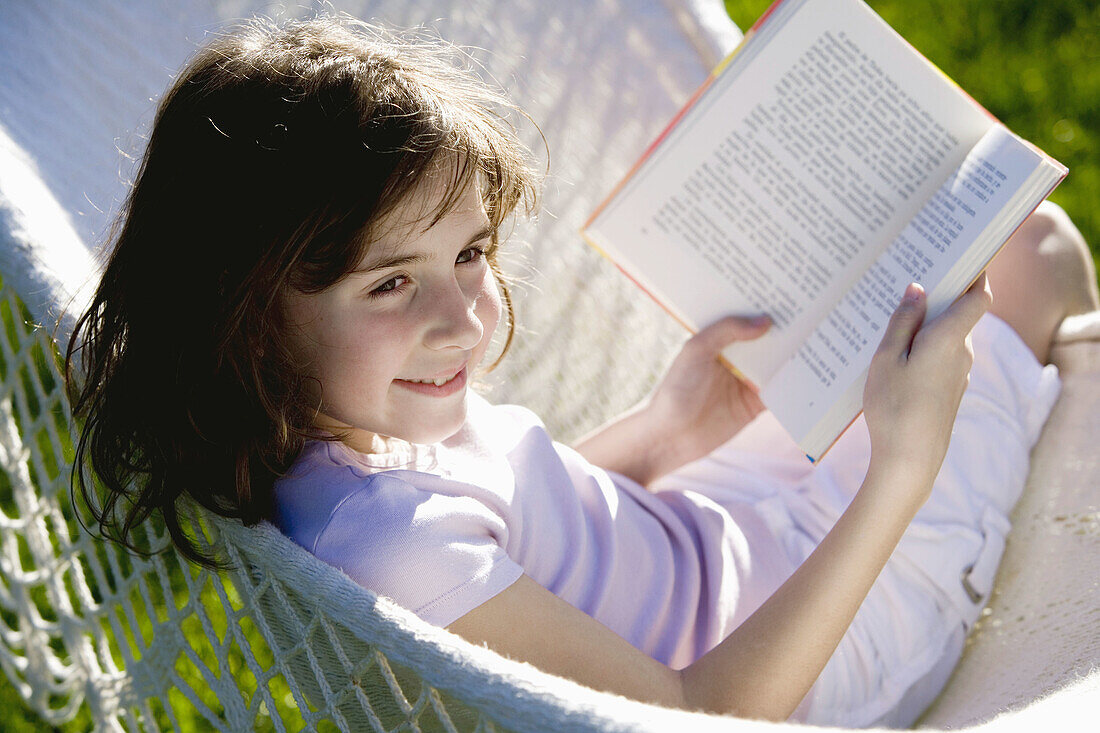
(0, 1, 1096, 730)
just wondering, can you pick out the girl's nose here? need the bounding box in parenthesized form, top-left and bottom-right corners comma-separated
(424, 280, 484, 351)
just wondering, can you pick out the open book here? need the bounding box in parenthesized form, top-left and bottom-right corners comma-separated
(582, 0, 1066, 462)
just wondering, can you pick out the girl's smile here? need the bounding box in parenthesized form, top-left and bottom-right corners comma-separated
(395, 365, 469, 394)
(283, 176, 502, 452)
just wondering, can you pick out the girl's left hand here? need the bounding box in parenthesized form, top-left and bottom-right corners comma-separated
(573, 315, 771, 485)
(642, 315, 772, 475)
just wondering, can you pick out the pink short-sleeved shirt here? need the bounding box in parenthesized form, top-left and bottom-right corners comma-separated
(272, 393, 788, 669)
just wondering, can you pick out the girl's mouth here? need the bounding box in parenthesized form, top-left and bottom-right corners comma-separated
(395, 367, 467, 396)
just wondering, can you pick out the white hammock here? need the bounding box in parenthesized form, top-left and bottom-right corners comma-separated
(0, 1, 1096, 730)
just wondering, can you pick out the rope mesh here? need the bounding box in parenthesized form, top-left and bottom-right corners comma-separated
(2, 2, 1096, 730)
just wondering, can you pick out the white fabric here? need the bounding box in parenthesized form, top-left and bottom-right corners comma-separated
(0, 123, 96, 337)
(219, 508, 1100, 733)
(919, 311, 1100, 728)
(1, 0, 1097, 730)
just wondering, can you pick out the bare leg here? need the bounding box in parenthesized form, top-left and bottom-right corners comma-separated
(984, 201, 1100, 364)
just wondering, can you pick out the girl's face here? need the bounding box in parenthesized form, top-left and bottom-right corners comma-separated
(283, 178, 502, 451)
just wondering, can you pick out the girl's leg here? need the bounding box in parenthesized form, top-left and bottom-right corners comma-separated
(985, 201, 1100, 363)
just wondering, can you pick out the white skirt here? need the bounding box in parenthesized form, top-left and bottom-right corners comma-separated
(656, 313, 1061, 727)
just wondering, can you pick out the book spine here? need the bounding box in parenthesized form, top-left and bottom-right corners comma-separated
(746, 0, 788, 36)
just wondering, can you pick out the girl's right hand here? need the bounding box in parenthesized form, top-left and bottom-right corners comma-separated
(862, 274, 992, 501)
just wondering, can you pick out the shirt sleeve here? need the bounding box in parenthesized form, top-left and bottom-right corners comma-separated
(311, 472, 524, 627)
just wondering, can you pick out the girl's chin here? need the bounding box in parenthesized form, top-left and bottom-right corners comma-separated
(384, 399, 470, 447)
(319, 395, 470, 451)
(415, 416, 469, 445)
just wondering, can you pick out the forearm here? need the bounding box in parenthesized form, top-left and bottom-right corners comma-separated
(679, 460, 930, 719)
(572, 403, 677, 486)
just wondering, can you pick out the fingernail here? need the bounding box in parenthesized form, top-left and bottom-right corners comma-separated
(902, 283, 924, 303)
(752, 315, 771, 326)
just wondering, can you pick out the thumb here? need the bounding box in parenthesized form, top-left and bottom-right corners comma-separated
(876, 283, 927, 361)
(690, 314, 772, 355)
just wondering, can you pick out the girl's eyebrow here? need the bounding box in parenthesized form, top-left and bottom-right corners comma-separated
(352, 252, 428, 275)
(353, 225, 495, 274)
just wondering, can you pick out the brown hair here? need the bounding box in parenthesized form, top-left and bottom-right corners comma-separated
(65, 16, 540, 566)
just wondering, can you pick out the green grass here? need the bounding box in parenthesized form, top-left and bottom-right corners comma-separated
(724, 0, 1100, 282)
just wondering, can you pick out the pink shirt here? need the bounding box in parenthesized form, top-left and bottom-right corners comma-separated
(272, 394, 788, 668)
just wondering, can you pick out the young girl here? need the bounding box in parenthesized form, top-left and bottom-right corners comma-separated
(67, 15, 1099, 728)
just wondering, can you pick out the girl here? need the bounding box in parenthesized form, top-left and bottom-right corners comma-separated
(67, 15, 1099, 728)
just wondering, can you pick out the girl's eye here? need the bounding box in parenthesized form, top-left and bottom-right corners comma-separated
(369, 275, 407, 298)
(456, 246, 485, 265)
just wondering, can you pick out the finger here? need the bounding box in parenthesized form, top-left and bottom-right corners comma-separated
(876, 282, 927, 360)
(930, 272, 992, 339)
(690, 314, 772, 355)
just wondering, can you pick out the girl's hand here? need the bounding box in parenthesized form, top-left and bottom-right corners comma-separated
(574, 315, 771, 486)
(643, 315, 773, 472)
(863, 275, 992, 502)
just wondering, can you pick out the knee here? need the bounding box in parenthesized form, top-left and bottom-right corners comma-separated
(1013, 202, 1076, 265)
(985, 202, 1098, 362)
(998, 201, 1098, 313)
(1031, 202, 1096, 286)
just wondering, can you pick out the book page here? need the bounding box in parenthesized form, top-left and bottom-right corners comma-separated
(586, 0, 992, 386)
(762, 124, 1047, 443)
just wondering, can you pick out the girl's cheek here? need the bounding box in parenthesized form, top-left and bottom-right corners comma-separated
(478, 271, 504, 328)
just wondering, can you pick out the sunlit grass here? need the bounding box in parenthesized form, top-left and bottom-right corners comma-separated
(725, 0, 1100, 281)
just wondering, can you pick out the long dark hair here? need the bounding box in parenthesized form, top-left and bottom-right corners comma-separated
(65, 16, 539, 567)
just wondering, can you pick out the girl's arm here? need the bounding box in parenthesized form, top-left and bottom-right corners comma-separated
(449, 460, 927, 718)
(451, 278, 991, 720)
(573, 315, 771, 485)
